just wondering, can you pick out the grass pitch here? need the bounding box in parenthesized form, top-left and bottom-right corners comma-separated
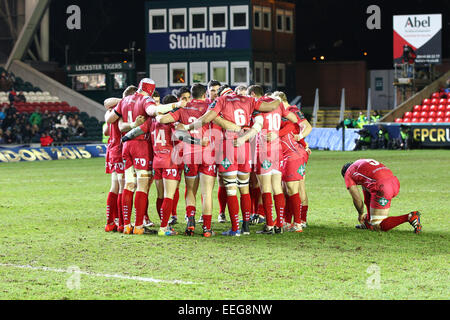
(0, 150, 449, 300)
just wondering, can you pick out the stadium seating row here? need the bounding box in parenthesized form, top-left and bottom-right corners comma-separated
(395, 90, 450, 123)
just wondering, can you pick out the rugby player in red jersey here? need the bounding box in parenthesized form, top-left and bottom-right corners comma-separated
(157, 84, 235, 236)
(341, 159, 422, 233)
(206, 80, 228, 224)
(181, 85, 282, 236)
(103, 86, 139, 232)
(105, 78, 187, 235)
(236, 86, 301, 234)
(272, 91, 312, 232)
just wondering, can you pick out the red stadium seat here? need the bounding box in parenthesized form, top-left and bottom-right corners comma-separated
(429, 105, 437, 112)
(412, 111, 420, 118)
(413, 105, 421, 112)
(431, 92, 440, 99)
(411, 118, 418, 123)
(420, 111, 428, 118)
(431, 98, 439, 105)
(436, 111, 444, 118)
(427, 118, 435, 123)
(446, 105, 450, 111)
(429, 111, 436, 118)
(445, 111, 450, 118)
(436, 118, 444, 123)
(447, 99, 450, 104)
(403, 112, 412, 118)
(395, 118, 403, 123)
(439, 98, 447, 105)
(422, 99, 431, 105)
(437, 104, 445, 112)
(444, 118, 450, 123)
(419, 117, 427, 123)
(421, 105, 430, 112)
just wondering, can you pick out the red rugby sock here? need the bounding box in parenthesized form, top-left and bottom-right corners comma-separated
(106, 192, 118, 224)
(289, 193, 302, 224)
(240, 193, 251, 222)
(274, 193, 285, 228)
(379, 215, 409, 231)
(134, 191, 147, 227)
(218, 186, 227, 214)
(172, 188, 179, 217)
(156, 198, 163, 220)
(122, 189, 134, 226)
(117, 193, 123, 227)
(250, 187, 261, 215)
(186, 205, 196, 218)
(301, 205, 308, 223)
(257, 203, 265, 217)
(160, 198, 173, 228)
(262, 193, 274, 226)
(227, 195, 240, 231)
(284, 194, 292, 224)
(202, 215, 212, 230)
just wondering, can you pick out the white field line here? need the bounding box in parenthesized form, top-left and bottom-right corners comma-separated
(0, 263, 196, 285)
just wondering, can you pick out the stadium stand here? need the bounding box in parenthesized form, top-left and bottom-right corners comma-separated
(0, 68, 103, 145)
(394, 89, 450, 123)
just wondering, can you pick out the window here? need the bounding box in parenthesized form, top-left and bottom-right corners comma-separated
(276, 9, 284, 32)
(189, 7, 207, 31)
(149, 64, 168, 88)
(285, 10, 293, 33)
(149, 9, 166, 33)
(254, 62, 263, 85)
(262, 7, 271, 31)
(210, 61, 228, 84)
(112, 72, 127, 90)
(169, 8, 187, 32)
(230, 5, 248, 30)
(190, 62, 208, 85)
(263, 62, 272, 86)
(71, 74, 106, 91)
(253, 6, 262, 30)
(170, 63, 187, 86)
(277, 63, 286, 87)
(210, 6, 227, 31)
(231, 61, 250, 86)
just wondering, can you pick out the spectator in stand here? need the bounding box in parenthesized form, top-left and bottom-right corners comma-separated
(55, 112, 68, 129)
(29, 107, 42, 127)
(0, 106, 5, 122)
(22, 124, 33, 143)
(54, 128, 68, 143)
(40, 110, 51, 132)
(68, 117, 78, 136)
(371, 111, 381, 123)
(16, 91, 26, 103)
(3, 128, 15, 144)
(0, 128, 3, 144)
(0, 72, 13, 91)
(8, 89, 17, 105)
(76, 120, 87, 137)
(40, 131, 53, 147)
(402, 45, 416, 78)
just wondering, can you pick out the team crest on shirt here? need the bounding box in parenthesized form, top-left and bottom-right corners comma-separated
(261, 160, 272, 170)
(221, 158, 232, 169)
(297, 165, 306, 176)
(377, 197, 389, 207)
(184, 164, 190, 173)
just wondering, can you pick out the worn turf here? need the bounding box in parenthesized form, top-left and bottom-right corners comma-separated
(0, 150, 449, 300)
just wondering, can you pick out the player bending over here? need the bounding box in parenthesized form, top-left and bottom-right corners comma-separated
(341, 159, 422, 233)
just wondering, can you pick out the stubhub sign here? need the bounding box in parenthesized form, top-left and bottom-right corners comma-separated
(147, 30, 250, 52)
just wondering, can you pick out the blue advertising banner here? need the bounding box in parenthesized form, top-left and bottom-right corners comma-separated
(305, 128, 359, 151)
(146, 30, 250, 52)
(0, 144, 107, 163)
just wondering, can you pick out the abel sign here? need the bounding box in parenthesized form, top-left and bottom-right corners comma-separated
(393, 14, 442, 64)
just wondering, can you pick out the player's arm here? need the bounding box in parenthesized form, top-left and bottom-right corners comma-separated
(173, 130, 206, 146)
(183, 110, 218, 131)
(257, 99, 282, 112)
(105, 108, 119, 124)
(348, 185, 365, 222)
(156, 113, 176, 124)
(296, 119, 313, 140)
(213, 116, 241, 132)
(234, 115, 264, 147)
(103, 124, 110, 136)
(118, 116, 146, 133)
(145, 100, 187, 117)
(104, 98, 121, 110)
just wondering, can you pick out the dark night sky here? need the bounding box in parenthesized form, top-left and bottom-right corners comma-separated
(49, 0, 450, 71)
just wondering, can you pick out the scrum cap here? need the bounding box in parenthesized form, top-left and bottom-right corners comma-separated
(138, 78, 156, 96)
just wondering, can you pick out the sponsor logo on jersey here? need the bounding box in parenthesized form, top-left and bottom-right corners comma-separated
(261, 160, 272, 170)
(221, 158, 232, 169)
(297, 165, 306, 176)
(377, 197, 389, 207)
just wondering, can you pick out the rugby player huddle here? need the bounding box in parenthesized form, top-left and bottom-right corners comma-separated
(103, 78, 312, 237)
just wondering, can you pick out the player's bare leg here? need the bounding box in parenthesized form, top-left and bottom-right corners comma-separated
(105, 172, 119, 232)
(237, 172, 251, 235)
(154, 178, 164, 221)
(132, 170, 151, 234)
(122, 167, 137, 234)
(220, 173, 241, 236)
(299, 178, 309, 228)
(199, 173, 216, 237)
(158, 178, 179, 236)
(185, 175, 199, 236)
